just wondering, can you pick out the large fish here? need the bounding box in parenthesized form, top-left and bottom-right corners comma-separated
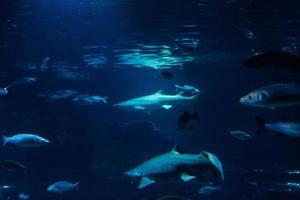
(242, 51, 300, 71)
(240, 83, 300, 109)
(114, 90, 199, 111)
(124, 145, 224, 189)
(2, 134, 50, 147)
(256, 117, 300, 137)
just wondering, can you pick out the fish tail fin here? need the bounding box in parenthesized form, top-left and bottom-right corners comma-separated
(103, 96, 108, 104)
(2, 135, 9, 146)
(256, 116, 266, 135)
(176, 91, 184, 96)
(75, 182, 80, 191)
(175, 84, 180, 91)
(191, 93, 200, 100)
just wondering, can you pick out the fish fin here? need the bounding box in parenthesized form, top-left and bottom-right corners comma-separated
(162, 105, 173, 110)
(75, 182, 80, 191)
(181, 173, 196, 182)
(156, 90, 163, 94)
(134, 106, 146, 110)
(2, 135, 8, 146)
(191, 94, 200, 99)
(172, 144, 184, 154)
(201, 151, 224, 181)
(255, 117, 266, 135)
(138, 177, 155, 189)
(103, 97, 108, 104)
(176, 91, 184, 96)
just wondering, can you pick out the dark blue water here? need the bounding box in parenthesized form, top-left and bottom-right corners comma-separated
(0, 0, 300, 199)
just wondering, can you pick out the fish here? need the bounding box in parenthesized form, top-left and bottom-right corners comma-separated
(228, 130, 252, 141)
(242, 51, 300, 71)
(256, 117, 300, 137)
(72, 95, 108, 105)
(40, 57, 51, 71)
(239, 83, 300, 109)
(124, 145, 224, 189)
(47, 181, 79, 194)
(0, 87, 9, 96)
(114, 90, 199, 111)
(198, 185, 222, 195)
(2, 134, 50, 147)
(175, 84, 200, 94)
(0, 160, 31, 175)
(177, 111, 199, 132)
(157, 195, 191, 200)
(39, 90, 78, 102)
(18, 193, 30, 200)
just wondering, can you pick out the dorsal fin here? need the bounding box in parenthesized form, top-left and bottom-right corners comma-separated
(172, 145, 184, 154)
(176, 91, 184, 96)
(156, 90, 163, 94)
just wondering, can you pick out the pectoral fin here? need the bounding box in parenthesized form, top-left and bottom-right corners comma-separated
(181, 173, 196, 182)
(138, 177, 155, 189)
(162, 105, 173, 110)
(134, 106, 146, 110)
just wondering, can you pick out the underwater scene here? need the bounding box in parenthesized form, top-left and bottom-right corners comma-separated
(0, 0, 300, 199)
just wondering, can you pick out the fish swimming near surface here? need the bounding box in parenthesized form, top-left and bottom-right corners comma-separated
(72, 95, 108, 105)
(114, 90, 199, 111)
(2, 134, 50, 147)
(124, 145, 224, 189)
(242, 51, 300, 71)
(239, 83, 300, 109)
(175, 84, 200, 94)
(0, 160, 31, 175)
(157, 195, 191, 200)
(177, 111, 199, 132)
(198, 185, 222, 195)
(228, 130, 252, 141)
(47, 181, 79, 194)
(256, 117, 300, 137)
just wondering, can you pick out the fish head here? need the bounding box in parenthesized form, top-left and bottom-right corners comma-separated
(35, 137, 50, 145)
(124, 167, 142, 177)
(239, 90, 269, 106)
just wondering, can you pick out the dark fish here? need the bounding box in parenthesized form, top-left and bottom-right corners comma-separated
(177, 111, 199, 132)
(160, 71, 174, 80)
(0, 160, 31, 175)
(240, 83, 300, 109)
(256, 117, 300, 137)
(157, 195, 191, 200)
(243, 51, 300, 71)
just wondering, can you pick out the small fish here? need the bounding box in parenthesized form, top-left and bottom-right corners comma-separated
(72, 95, 108, 105)
(240, 83, 300, 109)
(39, 90, 78, 101)
(160, 71, 174, 80)
(18, 193, 30, 200)
(175, 84, 200, 94)
(2, 134, 50, 147)
(0, 160, 31, 175)
(242, 51, 300, 71)
(0, 87, 9, 96)
(228, 130, 252, 141)
(198, 185, 221, 195)
(40, 57, 51, 71)
(47, 181, 79, 194)
(177, 111, 199, 132)
(256, 117, 300, 137)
